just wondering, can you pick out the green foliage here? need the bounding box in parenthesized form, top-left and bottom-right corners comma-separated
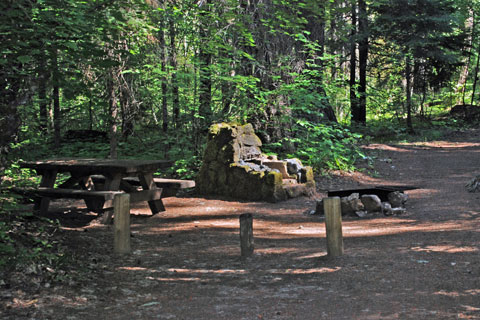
(0, 190, 69, 278)
(264, 120, 365, 171)
(360, 113, 469, 144)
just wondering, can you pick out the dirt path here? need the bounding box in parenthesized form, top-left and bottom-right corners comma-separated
(3, 131, 480, 319)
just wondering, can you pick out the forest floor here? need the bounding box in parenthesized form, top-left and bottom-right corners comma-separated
(2, 129, 480, 319)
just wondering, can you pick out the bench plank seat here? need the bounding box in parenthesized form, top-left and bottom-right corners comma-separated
(124, 177, 195, 189)
(31, 187, 123, 200)
(29, 187, 163, 203)
(90, 175, 195, 196)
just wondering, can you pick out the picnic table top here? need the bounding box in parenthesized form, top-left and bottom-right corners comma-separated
(20, 158, 172, 175)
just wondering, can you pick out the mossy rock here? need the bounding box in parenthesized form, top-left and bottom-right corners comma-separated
(208, 160, 224, 173)
(265, 171, 283, 186)
(237, 132, 262, 148)
(209, 123, 237, 146)
(217, 142, 240, 163)
(195, 165, 210, 194)
(235, 123, 254, 135)
(245, 171, 264, 200)
(208, 122, 233, 139)
(203, 141, 218, 162)
(217, 165, 228, 187)
(260, 183, 275, 200)
(301, 166, 315, 183)
(272, 185, 288, 202)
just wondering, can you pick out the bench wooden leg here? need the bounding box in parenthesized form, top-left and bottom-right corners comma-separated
(138, 173, 165, 214)
(86, 174, 122, 218)
(34, 170, 58, 213)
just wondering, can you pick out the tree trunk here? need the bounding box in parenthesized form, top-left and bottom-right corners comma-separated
(169, 8, 180, 129)
(357, 0, 368, 124)
(158, 18, 169, 133)
(349, 2, 359, 123)
(52, 49, 61, 148)
(405, 55, 414, 133)
(107, 73, 118, 159)
(460, 9, 475, 105)
(89, 91, 93, 130)
(471, 50, 480, 105)
(38, 57, 49, 133)
(198, 0, 212, 131)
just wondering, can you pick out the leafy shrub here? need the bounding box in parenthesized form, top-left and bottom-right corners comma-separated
(0, 190, 69, 279)
(264, 120, 365, 172)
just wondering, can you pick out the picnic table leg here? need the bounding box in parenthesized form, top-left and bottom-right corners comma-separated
(96, 174, 123, 223)
(34, 169, 58, 213)
(82, 178, 103, 212)
(138, 173, 165, 214)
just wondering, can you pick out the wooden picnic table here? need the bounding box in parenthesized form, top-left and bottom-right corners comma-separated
(20, 158, 172, 216)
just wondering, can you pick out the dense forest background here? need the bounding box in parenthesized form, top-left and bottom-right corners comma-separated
(1, 0, 479, 176)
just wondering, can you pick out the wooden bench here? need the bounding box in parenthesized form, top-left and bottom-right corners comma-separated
(91, 176, 195, 197)
(22, 188, 133, 252)
(31, 186, 163, 200)
(25, 187, 163, 222)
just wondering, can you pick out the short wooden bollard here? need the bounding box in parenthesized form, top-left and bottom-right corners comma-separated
(239, 213, 254, 257)
(323, 197, 344, 257)
(113, 193, 131, 254)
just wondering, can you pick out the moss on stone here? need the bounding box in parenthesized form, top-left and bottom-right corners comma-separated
(272, 185, 287, 202)
(300, 166, 315, 183)
(265, 171, 283, 186)
(217, 142, 240, 163)
(203, 141, 218, 162)
(217, 165, 228, 187)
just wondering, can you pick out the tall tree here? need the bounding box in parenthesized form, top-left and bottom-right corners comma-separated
(357, 0, 368, 124)
(197, 0, 212, 131)
(349, 1, 359, 122)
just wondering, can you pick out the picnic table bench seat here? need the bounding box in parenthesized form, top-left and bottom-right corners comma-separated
(23, 186, 164, 224)
(26, 187, 163, 203)
(90, 175, 195, 197)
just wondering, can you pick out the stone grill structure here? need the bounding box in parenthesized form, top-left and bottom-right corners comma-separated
(196, 123, 315, 202)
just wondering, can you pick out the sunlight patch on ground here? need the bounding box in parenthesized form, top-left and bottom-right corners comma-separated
(145, 276, 202, 282)
(162, 267, 247, 275)
(266, 267, 341, 275)
(407, 141, 480, 148)
(255, 247, 299, 255)
(209, 220, 239, 227)
(363, 144, 414, 152)
(283, 227, 325, 236)
(118, 266, 149, 271)
(410, 245, 478, 253)
(295, 252, 326, 260)
(342, 219, 479, 237)
(435, 289, 480, 297)
(408, 188, 440, 197)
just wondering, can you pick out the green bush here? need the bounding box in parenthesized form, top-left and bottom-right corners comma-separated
(264, 120, 365, 172)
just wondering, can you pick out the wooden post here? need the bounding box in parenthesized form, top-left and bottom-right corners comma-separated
(114, 193, 131, 254)
(239, 213, 254, 257)
(324, 197, 344, 257)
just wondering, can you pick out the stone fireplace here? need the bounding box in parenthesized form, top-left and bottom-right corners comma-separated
(196, 123, 315, 202)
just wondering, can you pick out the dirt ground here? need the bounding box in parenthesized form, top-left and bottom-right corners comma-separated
(2, 130, 480, 319)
